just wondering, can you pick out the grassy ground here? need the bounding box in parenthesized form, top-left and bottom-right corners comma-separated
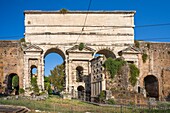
(0, 95, 169, 113)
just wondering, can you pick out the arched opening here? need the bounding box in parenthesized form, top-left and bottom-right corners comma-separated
(44, 48, 65, 94)
(31, 65, 37, 78)
(95, 49, 116, 59)
(76, 66, 83, 82)
(144, 75, 159, 99)
(7, 73, 19, 95)
(77, 86, 84, 100)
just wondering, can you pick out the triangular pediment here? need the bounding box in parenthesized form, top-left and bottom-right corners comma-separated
(66, 45, 95, 53)
(120, 46, 141, 54)
(24, 44, 43, 52)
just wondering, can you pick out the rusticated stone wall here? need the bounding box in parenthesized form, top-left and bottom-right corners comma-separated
(0, 41, 24, 93)
(139, 42, 170, 100)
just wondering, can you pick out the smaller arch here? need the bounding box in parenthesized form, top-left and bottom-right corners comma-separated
(7, 73, 19, 95)
(144, 75, 159, 99)
(30, 65, 38, 78)
(77, 86, 85, 100)
(95, 49, 116, 59)
(76, 66, 83, 82)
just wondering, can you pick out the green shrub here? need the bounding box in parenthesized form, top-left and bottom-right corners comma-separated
(142, 53, 148, 63)
(20, 38, 25, 42)
(129, 64, 140, 86)
(134, 40, 140, 48)
(19, 88, 25, 94)
(107, 99, 115, 105)
(78, 43, 85, 51)
(59, 8, 68, 14)
(98, 90, 106, 103)
(147, 43, 150, 49)
(31, 77, 39, 94)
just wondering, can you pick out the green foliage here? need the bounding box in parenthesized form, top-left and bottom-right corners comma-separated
(107, 99, 115, 105)
(44, 76, 52, 93)
(129, 64, 140, 86)
(31, 77, 39, 94)
(20, 38, 25, 42)
(12, 75, 19, 89)
(147, 43, 150, 49)
(59, 8, 68, 14)
(134, 40, 140, 48)
(103, 58, 126, 79)
(45, 82, 52, 94)
(19, 88, 25, 94)
(142, 53, 148, 63)
(78, 43, 85, 51)
(49, 64, 65, 92)
(98, 90, 106, 103)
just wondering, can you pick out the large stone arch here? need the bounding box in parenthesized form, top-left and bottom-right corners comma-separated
(43, 47, 66, 60)
(42, 46, 66, 90)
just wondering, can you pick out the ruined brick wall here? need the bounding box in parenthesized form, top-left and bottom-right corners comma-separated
(139, 42, 170, 100)
(0, 41, 24, 91)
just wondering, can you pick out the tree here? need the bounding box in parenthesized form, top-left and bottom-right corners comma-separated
(12, 75, 19, 89)
(49, 64, 65, 92)
(44, 76, 52, 94)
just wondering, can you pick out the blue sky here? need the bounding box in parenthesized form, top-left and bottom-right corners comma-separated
(1, 0, 170, 75)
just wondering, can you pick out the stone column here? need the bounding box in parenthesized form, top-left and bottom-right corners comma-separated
(41, 57, 45, 90)
(91, 83, 93, 96)
(37, 58, 43, 91)
(24, 56, 31, 96)
(65, 56, 68, 92)
(68, 59, 72, 93)
(24, 57, 29, 89)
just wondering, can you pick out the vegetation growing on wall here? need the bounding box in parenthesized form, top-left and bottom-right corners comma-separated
(147, 43, 150, 49)
(129, 64, 140, 86)
(134, 40, 140, 48)
(19, 88, 25, 94)
(98, 90, 106, 103)
(142, 53, 148, 63)
(103, 57, 140, 87)
(59, 8, 68, 14)
(78, 43, 85, 51)
(20, 38, 25, 42)
(103, 58, 126, 79)
(31, 77, 39, 94)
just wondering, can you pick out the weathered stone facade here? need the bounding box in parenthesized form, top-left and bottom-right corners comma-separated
(23, 10, 135, 98)
(138, 42, 170, 101)
(0, 41, 24, 94)
(0, 10, 169, 101)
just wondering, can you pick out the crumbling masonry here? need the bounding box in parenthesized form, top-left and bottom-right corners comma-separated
(0, 11, 170, 101)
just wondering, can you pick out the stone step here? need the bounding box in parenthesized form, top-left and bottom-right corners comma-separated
(14, 108, 29, 113)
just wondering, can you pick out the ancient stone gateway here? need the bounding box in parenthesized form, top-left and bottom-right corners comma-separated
(23, 11, 136, 98)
